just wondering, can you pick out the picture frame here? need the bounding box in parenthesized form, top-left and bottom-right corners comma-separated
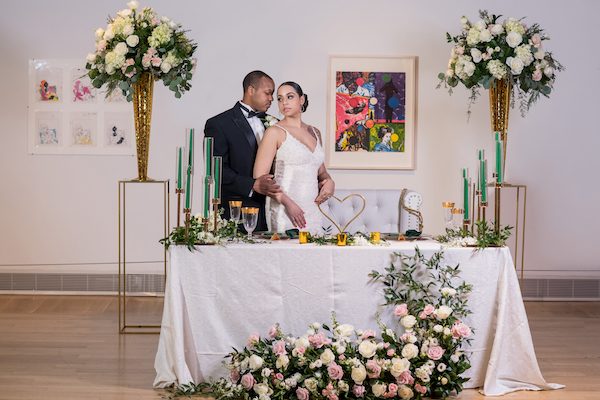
(326, 55, 417, 170)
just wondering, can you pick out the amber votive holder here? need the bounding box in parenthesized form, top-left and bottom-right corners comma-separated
(299, 231, 309, 244)
(337, 233, 347, 246)
(370, 232, 380, 243)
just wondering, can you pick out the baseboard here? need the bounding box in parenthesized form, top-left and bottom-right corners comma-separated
(521, 278, 600, 301)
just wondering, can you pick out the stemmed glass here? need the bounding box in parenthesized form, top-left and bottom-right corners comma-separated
(242, 207, 259, 240)
(229, 201, 242, 236)
(442, 202, 455, 229)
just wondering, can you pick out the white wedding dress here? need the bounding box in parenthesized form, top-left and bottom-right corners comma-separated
(267, 124, 325, 236)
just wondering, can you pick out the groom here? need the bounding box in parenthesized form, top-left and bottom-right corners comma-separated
(204, 71, 281, 232)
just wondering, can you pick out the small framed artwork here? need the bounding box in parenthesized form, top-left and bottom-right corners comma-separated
(326, 55, 417, 170)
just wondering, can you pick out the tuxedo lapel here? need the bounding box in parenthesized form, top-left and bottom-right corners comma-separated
(232, 103, 257, 151)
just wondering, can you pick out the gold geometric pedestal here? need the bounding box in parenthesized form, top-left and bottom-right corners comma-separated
(118, 179, 169, 334)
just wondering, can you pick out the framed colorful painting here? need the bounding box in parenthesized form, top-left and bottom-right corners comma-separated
(326, 55, 417, 170)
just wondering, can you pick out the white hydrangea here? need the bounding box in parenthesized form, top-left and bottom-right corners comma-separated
(504, 17, 525, 35)
(105, 51, 126, 70)
(486, 60, 507, 80)
(148, 23, 172, 48)
(515, 45, 534, 66)
(466, 28, 480, 45)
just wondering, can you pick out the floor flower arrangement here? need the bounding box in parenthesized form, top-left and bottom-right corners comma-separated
(187, 249, 473, 400)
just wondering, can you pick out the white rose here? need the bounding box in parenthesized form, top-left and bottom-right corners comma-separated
(451, 354, 460, 363)
(358, 340, 377, 358)
(351, 365, 367, 384)
(398, 385, 414, 400)
(119, 8, 132, 18)
(95, 28, 105, 39)
(127, 0, 139, 9)
(506, 57, 525, 75)
(534, 50, 545, 60)
(114, 42, 128, 56)
(479, 29, 492, 42)
(408, 335, 417, 344)
(276, 355, 290, 370)
(122, 24, 134, 36)
(320, 348, 335, 365)
(86, 53, 96, 63)
(390, 358, 411, 377)
(433, 325, 443, 333)
(470, 48, 482, 63)
(490, 24, 504, 35)
(261, 368, 271, 378)
(305, 378, 317, 392)
(436, 305, 453, 320)
(372, 383, 386, 397)
(160, 62, 172, 73)
(506, 31, 523, 48)
(249, 355, 264, 371)
(254, 383, 269, 395)
(126, 34, 139, 47)
(441, 287, 456, 296)
(463, 61, 476, 77)
(544, 66, 554, 77)
(443, 327, 451, 336)
(161, 15, 171, 23)
(168, 20, 178, 30)
(336, 324, 354, 339)
(474, 20, 487, 31)
(103, 28, 115, 40)
(401, 343, 419, 359)
(295, 336, 310, 349)
(106, 65, 116, 75)
(401, 315, 416, 329)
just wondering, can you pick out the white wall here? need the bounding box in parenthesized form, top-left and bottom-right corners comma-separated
(0, 0, 598, 279)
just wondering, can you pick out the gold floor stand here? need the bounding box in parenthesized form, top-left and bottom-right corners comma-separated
(118, 179, 170, 334)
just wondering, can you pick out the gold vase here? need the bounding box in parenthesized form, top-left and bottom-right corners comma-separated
(489, 78, 511, 174)
(132, 72, 154, 181)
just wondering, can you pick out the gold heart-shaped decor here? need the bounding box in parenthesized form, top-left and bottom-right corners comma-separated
(318, 194, 366, 234)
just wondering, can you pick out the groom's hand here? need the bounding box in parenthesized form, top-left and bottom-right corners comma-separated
(253, 174, 281, 197)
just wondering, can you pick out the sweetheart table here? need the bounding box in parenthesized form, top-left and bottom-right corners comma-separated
(153, 240, 561, 395)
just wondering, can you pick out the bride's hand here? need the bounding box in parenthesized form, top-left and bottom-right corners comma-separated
(283, 200, 306, 229)
(315, 179, 335, 204)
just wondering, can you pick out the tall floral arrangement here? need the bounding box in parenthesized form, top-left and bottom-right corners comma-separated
(85, 1, 197, 101)
(437, 10, 564, 116)
(203, 250, 472, 400)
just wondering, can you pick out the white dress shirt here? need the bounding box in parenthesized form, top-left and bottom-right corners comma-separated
(239, 101, 265, 145)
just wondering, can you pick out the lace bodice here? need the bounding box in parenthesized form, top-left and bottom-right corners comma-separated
(267, 124, 325, 235)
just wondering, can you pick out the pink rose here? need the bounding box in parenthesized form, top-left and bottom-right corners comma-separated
(415, 383, 427, 395)
(329, 394, 339, 400)
(241, 373, 256, 390)
(328, 362, 344, 380)
(419, 311, 428, 319)
(423, 304, 435, 316)
(147, 48, 157, 55)
(457, 46, 465, 55)
(296, 387, 310, 400)
(400, 332, 414, 342)
(452, 322, 472, 339)
(482, 53, 491, 61)
(275, 372, 284, 381)
(353, 385, 366, 398)
(427, 345, 445, 360)
(384, 383, 398, 398)
(247, 333, 260, 348)
(366, 359, 381, 378)
(396, 370, 414, 385)
(394, 304, 408, 317)
(384, 343, 390, 348)
(387, 349, 395, 357)
(297, 347, 306, 354)
(151, 57, 161, 67)
(273, 340, 287, 356)
(339, 354, 345, 360)
(229, 368, 240, 382)
(532, 70, 543, 82)
(309, 332, 331, 348)
(268, 324, 278, 338)
(151, 18, 159, 26)
(362, 330, 376, 339)
(532, 34, 542, 49)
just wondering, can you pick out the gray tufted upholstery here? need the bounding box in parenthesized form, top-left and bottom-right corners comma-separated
(318, 189, 422, 234)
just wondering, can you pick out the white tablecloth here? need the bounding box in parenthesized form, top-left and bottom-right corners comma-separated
(153, 241, 562, 395)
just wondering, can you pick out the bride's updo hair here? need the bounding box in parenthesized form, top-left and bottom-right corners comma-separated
(279, 81, 309, 112)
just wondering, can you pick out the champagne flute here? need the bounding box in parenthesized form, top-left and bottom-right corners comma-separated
(229, 201, 242, 236)
(442, 202, 455, 229)
(242, 207, 259, 240)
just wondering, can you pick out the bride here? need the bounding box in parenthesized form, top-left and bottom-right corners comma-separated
(253, 81, 334, 234)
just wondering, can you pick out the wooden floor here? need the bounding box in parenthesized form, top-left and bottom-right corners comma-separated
(0, 296, 598, 400)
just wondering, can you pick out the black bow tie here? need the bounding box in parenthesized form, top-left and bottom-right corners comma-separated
(240, 104, 266, 119)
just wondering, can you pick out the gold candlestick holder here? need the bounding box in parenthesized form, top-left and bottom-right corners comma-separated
(183, 208, 191, 238)
(462, 219, 471, 232)
(201, 217, 209, 233)
(212, 198, 221, 234)
(475, 189, 482, 226)
(176, 188, 183, 228)
(493, 173, 503, 235)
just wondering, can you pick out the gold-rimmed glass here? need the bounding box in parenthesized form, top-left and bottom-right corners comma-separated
(229, 201, 242, 236)
(242, 207, 259, 240)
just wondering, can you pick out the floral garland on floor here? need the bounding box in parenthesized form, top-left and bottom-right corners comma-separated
(174, 249, 473, 400)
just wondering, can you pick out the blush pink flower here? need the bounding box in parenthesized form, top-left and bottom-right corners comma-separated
(297, 347, 306, 354)
(151, 57, 161, 67)
(296, 387, 310, 400)
(361, 330, 376, 339)
(532, 34, 542, 50)
(339, 354, 345, 360)
(353, 385, 366, 398)
(394, 304, 408, 317)
(273, 340, 287, 356)
(328, 362, 344, 380)
(415, 383, 427, 395)
(396, 370, 414, 385)
(147, 48, 157, 55)
(387, 349, 395, 357)
(452, 322, 472, 339)
(366, 359, 381, 378)
(275, 372, 284, 381)
(329, 394, 339, 400)
(151, 18, 159, 26)
(419, 311, 428, 319)
(384, 383, 398, 398)
(423, 304, 435, 316)
(400, 332, 414, 342)
(383, 343, 390, 348)
(309, 332, 331, 348)
(229, 368, 240, 382)
(427, 345, 445, 360)
(241, 373, 256, 390)
(268, 324, 278, 338)
(532, 70, 543, 82)
(247, 332, 260, 348)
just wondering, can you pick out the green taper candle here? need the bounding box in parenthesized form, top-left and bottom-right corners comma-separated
(213, 156, 222, 199)
(176, 147, 182, 190)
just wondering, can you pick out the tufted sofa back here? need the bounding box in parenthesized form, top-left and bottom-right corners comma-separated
(318, 189, 422, 234)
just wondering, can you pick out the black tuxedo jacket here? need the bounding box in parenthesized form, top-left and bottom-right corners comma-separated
(204, 102, 268, 231)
